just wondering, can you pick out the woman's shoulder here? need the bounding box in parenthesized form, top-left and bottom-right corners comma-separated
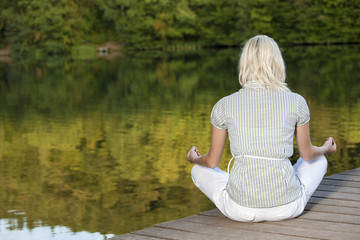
(283, 90, 307, 101)
(215, 91, 239, 103)
(282, 92, 310, 112)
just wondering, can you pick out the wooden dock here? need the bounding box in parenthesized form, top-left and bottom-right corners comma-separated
(111, 168, 360, 240)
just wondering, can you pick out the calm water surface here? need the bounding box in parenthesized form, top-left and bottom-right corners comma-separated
(0, 46, 359, 239)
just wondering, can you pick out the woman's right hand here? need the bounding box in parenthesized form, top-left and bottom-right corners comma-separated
(186, 146, 201, 163)
(323, 137, 337, 155)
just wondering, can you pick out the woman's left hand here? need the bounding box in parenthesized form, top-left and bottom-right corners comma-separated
(187, 146, 201, 163)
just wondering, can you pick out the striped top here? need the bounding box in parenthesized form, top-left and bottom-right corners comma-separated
(211, 81, 310, 208)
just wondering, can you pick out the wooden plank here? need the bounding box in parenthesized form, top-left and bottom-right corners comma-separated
(300, 210, 360, 224)
(312, 190, 360, 201)
(199, 209, 226, 218)
(180, 214, 360, 240)
(158, 218, 316, 240)
(316, 184, 360, 194)
(337, 168, 360, 176)
(110, 233, 165, 240)
(308, 196, 360, 208)
(265, 217, 360, 234)
(320, 178, 360, 188)
(325, 174, 360, 182)
(132, 226, 230, 240)
(305, 202, 360, 215)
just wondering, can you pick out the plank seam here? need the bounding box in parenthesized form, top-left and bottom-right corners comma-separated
(304, 209, 360, 216)
(312, 193, 360, 201)
(299, 218, 360, 226)
(324, 177, 360, 182)
(302, 209, 360, 217)
(337, 173, 360, 177)
(309, 202, 360, 208)
(131, 230, 173, 240)
(319, 183, 360, 188)
(299, 216, 360, 225)
(316, 188, 360, 193)
(198, 212, 226, 218)
(307, 201, 360, 208)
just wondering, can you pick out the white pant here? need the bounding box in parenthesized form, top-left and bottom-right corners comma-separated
(191, 156, 327, 222)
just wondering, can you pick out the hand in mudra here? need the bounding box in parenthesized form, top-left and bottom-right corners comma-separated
(187, 146, 201, 163)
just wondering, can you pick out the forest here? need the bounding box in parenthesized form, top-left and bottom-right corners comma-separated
(1, 0, 360, 55)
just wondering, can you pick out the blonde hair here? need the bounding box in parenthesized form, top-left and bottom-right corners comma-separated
(238, 35, 289, 91)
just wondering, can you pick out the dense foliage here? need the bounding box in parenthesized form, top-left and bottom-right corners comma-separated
(1, 0, 360, 54)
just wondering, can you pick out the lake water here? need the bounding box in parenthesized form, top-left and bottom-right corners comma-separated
(0, 45, 359, 239)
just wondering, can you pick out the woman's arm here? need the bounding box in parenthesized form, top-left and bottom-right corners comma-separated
(295, 122, 336, 161)
(186, 126, 227, 168)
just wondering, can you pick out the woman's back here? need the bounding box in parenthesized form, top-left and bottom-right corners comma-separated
(211, 81, 310, 159)
(211, 81, 309, 207)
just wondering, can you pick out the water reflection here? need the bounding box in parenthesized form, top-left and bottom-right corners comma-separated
(0, 45, 359, 239)
(1, 217, 114, 240)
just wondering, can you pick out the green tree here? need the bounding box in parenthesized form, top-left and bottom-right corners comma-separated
(250, 0, 360, 44)
(2, 0, 98, 55)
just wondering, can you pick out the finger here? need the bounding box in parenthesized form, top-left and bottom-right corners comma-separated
(327, 137, 334, 146)
(195, 148, 200, 156)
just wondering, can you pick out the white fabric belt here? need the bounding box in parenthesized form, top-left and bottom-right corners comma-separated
(227, 155, 286, 173)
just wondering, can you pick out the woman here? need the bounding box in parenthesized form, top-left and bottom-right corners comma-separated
(186, 35, 336, 222)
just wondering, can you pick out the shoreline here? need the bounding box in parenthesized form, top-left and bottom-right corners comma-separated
(1, 41, 360, 58)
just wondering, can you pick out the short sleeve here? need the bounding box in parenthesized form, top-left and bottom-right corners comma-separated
(211, 98, 227, 130)
(297, 95, 310, 126)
